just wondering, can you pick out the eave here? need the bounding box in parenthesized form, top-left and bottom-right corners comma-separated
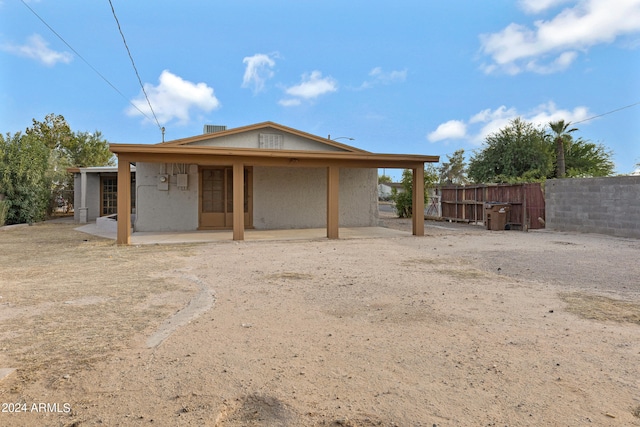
(109, 143, 439, 169)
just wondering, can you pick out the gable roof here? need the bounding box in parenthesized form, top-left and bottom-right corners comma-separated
(158, 121, 368, 153)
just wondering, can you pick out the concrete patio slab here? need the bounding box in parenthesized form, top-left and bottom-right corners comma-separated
(75, 223, 411, 245)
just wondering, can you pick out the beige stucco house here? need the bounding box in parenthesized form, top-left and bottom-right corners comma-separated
(106, 122, 438, 244)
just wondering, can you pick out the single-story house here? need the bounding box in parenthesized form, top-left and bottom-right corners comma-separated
(103, 122, 438, 244)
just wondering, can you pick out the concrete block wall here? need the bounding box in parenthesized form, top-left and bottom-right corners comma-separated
(253, 167, 379, 229)
(546, 176, 640, 239)
(73, 173, 101, 222)
(134, 162, 199, 232)
(135, 163, 379, 232)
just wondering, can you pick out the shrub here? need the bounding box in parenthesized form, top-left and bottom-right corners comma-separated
(0, 199, 8, 226)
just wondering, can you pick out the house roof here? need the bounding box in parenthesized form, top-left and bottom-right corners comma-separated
(67, 165, 135, 174)
(109, 144, 438, 168)
(158, 121, 368, 153)
(109, 122, 439, 168)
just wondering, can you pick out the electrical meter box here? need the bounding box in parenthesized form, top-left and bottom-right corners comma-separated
(157, 174, 169, 191)
(177, 174, 188, 190)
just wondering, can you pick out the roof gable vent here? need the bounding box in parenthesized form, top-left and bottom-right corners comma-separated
(203, 125, 227, 134)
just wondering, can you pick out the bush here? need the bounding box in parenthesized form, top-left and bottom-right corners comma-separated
(0, 132, 50, 225)
(0, 199, 8, 226)
(391, 168, 435, 218)
(391, 187, 413, 218)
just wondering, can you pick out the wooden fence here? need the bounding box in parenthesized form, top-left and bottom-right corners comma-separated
(434, 183, 545, 230)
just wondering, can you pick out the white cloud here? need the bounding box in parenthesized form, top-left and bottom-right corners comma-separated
(519, 0, 573, 13)
(428, 102, 591, 145)
(427, 120, 467, 143)
(1, 34, 72, 66)
(526, 101, 590, 124)
(525, 50, 578, 74)
(480, 0, 640, 74)
(285, 71, 337, 99)
(242, 53, 276, 94)
(278, 98, 301, 107)
(279, 71, 337, 106)
(358, 67, 408, 89)
(127, 70, 220, 125)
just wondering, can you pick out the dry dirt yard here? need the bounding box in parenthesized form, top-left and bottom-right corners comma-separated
(0, 217, 639, 427)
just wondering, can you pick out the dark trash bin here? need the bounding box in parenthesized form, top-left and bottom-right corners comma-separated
(485, 203, 510, 231)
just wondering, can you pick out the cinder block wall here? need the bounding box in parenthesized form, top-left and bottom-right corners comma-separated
(253, 167, 379, 229)
(546, 176, 640, 239)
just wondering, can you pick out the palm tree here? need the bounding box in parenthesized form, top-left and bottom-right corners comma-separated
(549, 120, 578, 178)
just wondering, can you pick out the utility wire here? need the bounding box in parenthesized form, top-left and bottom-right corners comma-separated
(19, 0, 157, 125)
(572, 101, 640, 125)
(107, 0, 163, 134)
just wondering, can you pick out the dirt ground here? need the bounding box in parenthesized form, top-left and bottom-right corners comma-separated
(0, 216, 639, 426)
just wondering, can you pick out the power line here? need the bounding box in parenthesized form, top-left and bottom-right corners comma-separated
(573, 101, 640, 125)
(19, 0, 159, 128)
(107, 0, 162, 135)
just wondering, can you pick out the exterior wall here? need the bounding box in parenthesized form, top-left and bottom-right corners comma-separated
(252, 167, 378, 229)
(73, 173, 101, 222)
(134, 162, 199, 232)
(340, 168, 379, 227)
(190, 129, 348, 152)
(134, 163, 378, 232)
(546, 176, 640, 239)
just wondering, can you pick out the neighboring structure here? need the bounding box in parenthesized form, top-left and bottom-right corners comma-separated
(377, 182, 403, 200)
(108, 122, 438, 244)
(69, 166, 136, 223)
(546, 176, 640, 239)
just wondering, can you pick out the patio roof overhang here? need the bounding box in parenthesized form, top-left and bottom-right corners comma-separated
(109, 143, 439, 169)
(109, 143, 439, 245)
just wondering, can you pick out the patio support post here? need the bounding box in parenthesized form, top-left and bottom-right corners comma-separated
(412, 165, 425, 236)
(116, 157, 131, 245)
(79, 170, 88, 223)
(327, 166, 339, 239)
(232, 161, 245, 241)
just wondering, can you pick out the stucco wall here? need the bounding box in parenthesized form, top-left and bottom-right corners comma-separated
(189, 129, 347, 152)
(546, 176, 640, 239)
(134, 163, 378, 232)
(73, 173, 102, 222)
(253, 167, 378, 229)
(134, 162, 199, 232)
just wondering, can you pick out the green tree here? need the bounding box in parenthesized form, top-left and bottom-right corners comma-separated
(0, 132, 50, 224)
(468, 118, 615, 183)
(1, 114, 115, 224)
(28, 115, 115, 215)
(64, 131, 115, 167)
(438, 149, 468, 185)
(26, 113, 74, 150)
(468, 118, 552, 183)
(378, 174, 392, 184)
(549, 120, 578, 178)
(564, 137, 615, 177)
(391, 166, 437, 218)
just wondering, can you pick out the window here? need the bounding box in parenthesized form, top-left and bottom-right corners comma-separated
(101, 174, 136, 216)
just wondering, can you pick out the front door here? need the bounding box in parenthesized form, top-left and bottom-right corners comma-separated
(199, 167, 252, 229)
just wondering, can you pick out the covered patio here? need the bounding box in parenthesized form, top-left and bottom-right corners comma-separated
(109, 143, 438, 245)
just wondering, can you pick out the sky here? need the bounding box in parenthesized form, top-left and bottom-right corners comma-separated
(1, 0, 639, 179)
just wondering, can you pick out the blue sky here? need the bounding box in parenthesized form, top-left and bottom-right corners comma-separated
(1, 0, 639, 178)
